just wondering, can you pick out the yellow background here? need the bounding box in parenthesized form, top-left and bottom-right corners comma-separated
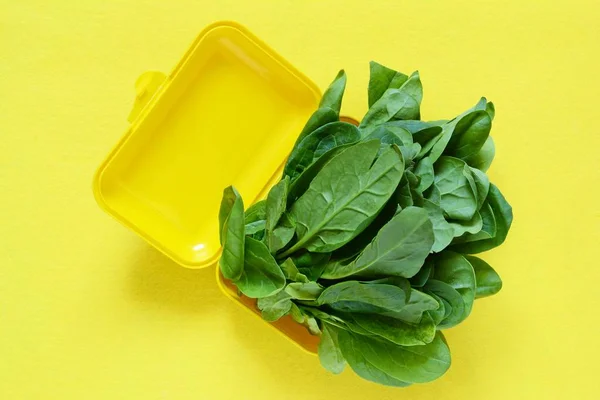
(1, 1, 599, 399)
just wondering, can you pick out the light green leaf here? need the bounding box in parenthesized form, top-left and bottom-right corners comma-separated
(235, 238, 285, 298)
(414, 157, 434, 192)
(318, 324, 346, 374)
(285, 281, 324, 300)
(368, 61, 409, 108)
(279, 258, 308, 283)
(257, 290, 292, 322)
(445, 110, 492, 159)
(320, 70, 347, 114)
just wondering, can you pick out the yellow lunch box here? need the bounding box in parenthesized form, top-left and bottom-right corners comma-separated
(93, 21, 336, 354)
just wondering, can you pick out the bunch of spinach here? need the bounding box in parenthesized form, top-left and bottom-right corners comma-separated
(218, 62, 512, 387)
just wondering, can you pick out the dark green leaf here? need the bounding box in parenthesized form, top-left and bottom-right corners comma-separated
(284, 141, 404, 255)
(287, 143, 355, 205)
(445, 110, 492, 159)
(294, 108, 339, 148)
(321, 207, 434, 279)
(409, 261, 433, 287)
(360, 90, 420, 136)
(469, 167, 490, 209)
(466, 255, 503, 298)
(425, 292, 446, 325)
(332, 198, 398, 260)
(368, 61, 409, 108)
(451, 201, 497, 244)
(317, 280, 410, 312)
(450, 184, 512, 254)
(432, 251, 476, 322)
(290, 304, 321, 335)
(343, 312, 436, 346)
(424, 279, 465, 329)
(387, 288, 440, 324)
(427, 98, 489, 163)
(284, 122, 360, 181)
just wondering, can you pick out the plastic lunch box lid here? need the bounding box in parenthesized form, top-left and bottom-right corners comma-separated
(93, 21, 321, 269)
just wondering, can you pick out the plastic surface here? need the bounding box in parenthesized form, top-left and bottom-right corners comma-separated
(94, 21, 320, 269)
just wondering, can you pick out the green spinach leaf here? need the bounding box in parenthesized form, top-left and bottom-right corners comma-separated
(337, 330, 451, 384)
(318, 323, 346, 374)
(285, 281, 324, 300)
(317, 280, 410, 312)
(450, 184, 512, 253)
(321, 207, 433, 279)
(284, 122, 360, 181)
(432, 252, 476, 322)
(434, 156, 478, 221)
(279, 258, 309, 283)
(424, 279, 465, 329)
(466, 255, 503, 298)
(320, 70, 347, 114)
(219, 186, 245, 280)
(284, 141, 404, 255)
(464, 136, 495, 172)
(235, 237, 285, 298)
(257, 290, 293, 322)
(368, 61, 409, 108)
